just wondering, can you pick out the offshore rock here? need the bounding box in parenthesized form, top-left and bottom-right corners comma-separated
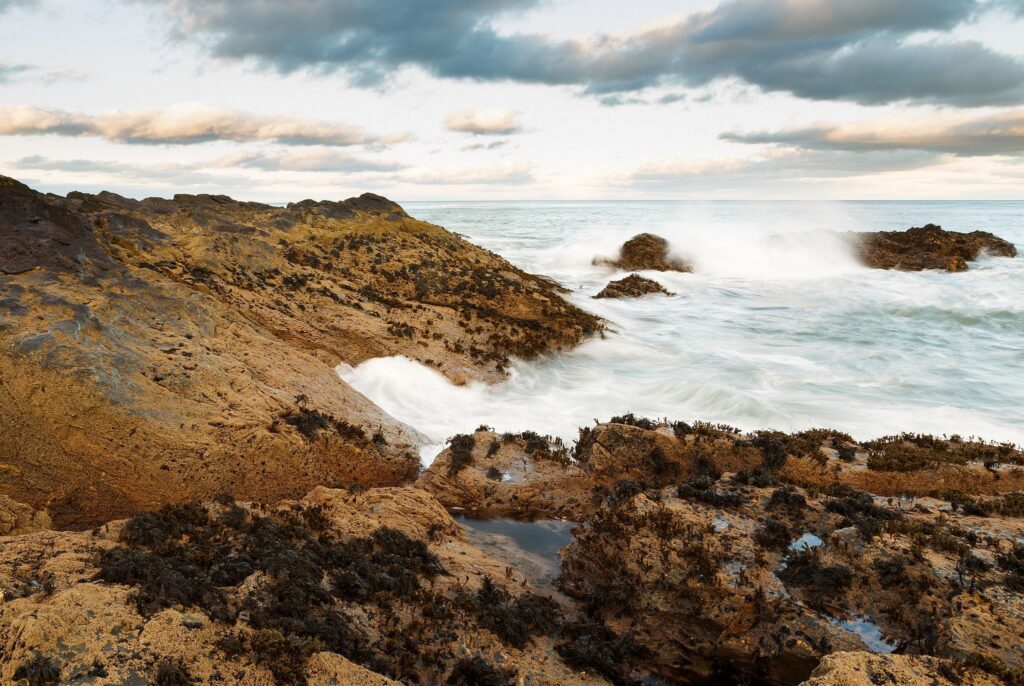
(594, 273, 673, 299)
(595, 233, 693, 272)
(851, 224, 1017, 271)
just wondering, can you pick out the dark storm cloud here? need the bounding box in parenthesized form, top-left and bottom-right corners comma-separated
(722, 109, 1024, 156)
(142, 0, 1024, 105)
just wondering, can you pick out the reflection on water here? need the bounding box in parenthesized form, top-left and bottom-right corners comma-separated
(453, 515, 574, 593)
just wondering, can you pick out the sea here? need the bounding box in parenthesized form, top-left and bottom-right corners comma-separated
(337, 200, 1024, 466)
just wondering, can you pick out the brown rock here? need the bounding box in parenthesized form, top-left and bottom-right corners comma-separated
(594, 273, 673, 299)
(0, 495, 50, 536)
(851, 224, 1017, 271)
(0, 487, 609, 686)
(596, 233, 692, 272)
(0, 175, 601, 527)
(800, 652, 1001, 686)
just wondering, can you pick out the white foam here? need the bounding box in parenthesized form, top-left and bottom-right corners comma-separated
(338, 200, 1024, 466)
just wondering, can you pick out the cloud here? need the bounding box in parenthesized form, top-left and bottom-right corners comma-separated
(219, 149, 405, 172)
(402, 163, 534, 185)
(445, 108, 522, 135)
(459, 141, 508, 151)
(0, 63, 32, 83)
(0, 64, 87, 85)
(722, 109, 1024, 156)
(140, 0, 1024, 105)
(0, 104, 408, 146)
(625, 148, 942, 189)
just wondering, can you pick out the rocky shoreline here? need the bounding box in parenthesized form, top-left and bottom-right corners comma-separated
(1, 177, 1022, 685)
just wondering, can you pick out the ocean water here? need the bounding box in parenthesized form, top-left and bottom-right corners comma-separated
(338, 200, 1024, 465)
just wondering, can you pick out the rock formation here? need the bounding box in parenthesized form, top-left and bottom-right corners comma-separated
(802, 652, 1001, 686)
(851, 224, 1017, 271)
(595, 233, 692, 272)
(0, 487, 622, 685)
(0, 176, 600, 527)
(594, 274, 673, 299)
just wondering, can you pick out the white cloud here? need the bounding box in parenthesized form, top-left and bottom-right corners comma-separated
(445, 108, 523, 136)
(0, 104, 410, 147)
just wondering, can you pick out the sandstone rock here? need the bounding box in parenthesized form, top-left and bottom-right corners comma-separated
(800, 652, 1002, 686)
(594, 273, 673, 299)
(595, 233, 692, 272)
(851, 224, 1017, 271)
(0, 175, 601, 526)
(0, 487, 611, 686)
(0, 496, 50, 536)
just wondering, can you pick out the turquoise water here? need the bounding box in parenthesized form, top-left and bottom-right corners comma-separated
(339, 201, 1024, 464)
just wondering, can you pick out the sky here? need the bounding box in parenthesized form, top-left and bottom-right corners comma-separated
(1, 0, 1023, 201)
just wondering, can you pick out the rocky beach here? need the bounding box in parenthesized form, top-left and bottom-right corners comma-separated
(1, 176, 1022, 685)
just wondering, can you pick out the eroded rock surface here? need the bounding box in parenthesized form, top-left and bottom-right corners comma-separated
(0, 487, 624, 686)
(594, 274, 673, 299)
(802, 652, 1001, 686)
(595, 233, 692, 272)
(0, 176, 600, 527)
(851, 224, 1017, 271)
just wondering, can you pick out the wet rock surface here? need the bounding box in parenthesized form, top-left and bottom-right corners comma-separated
(0, 176, 600, 527)
(595, 233, 692, 272)
(594, 274, 673, 299)
(851, 224, 1017, 271)
(420, 418, 1024, 685)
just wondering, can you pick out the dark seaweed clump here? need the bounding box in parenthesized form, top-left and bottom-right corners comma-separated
(676, 477, 747, 508)
(778, 548, 852, 610)
(95, 502, 445, 684)
(824, 485, 901, 538)
(555, 620, 644, 686)
(447, 433, 476, 476)
(13, 654, 61, 686)
(446, 657, 514, 686)
(464, 577, 563, 649)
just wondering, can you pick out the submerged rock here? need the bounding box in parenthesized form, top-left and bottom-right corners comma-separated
(851, 224, 1017, 271)
(595, 232, 692, 272)
(594, 273, 673, 299)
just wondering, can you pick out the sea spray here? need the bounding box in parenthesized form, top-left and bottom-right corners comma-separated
(341, 200, 1024, 466)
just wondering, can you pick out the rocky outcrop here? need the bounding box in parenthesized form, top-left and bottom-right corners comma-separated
(0, 487, 619, 686)
(594, 274, 673, 299)
(0, 496, 50, 536)
(850, 224, 1017, 271)
(419, 418, 1024, 684)
(801, 652, 1001, 686)
(559, 475, 1024, 685)
(419, 420, 1024, 522)
(595, 233, 692, 272)
(0, 176, 600, 527)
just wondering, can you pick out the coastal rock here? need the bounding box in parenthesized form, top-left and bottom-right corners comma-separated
(419, 420, 1024, 521)
(594, 273, 673, 299)
(801, 652, 1001, 686)
(0, 495, 51, 536)
(851, 224, 1017, 271)
(0, 176, 601, 527)
(0, 487, 613, 686)
(559, 476, 1024, 685)
(595, 232, 693, 272)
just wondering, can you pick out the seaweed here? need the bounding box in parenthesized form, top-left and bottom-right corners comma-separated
(12, 654, 61, 686)
(676, 477, 747, 508)
(466, 578, 563, 649)
(555, 620, 642, 686)
(754, 520, 792, 551)
(608, 413, 658, 430)
(446, 657, 514, 686)
(778, 548, 852, 610)
(446, 434, 476, 477)
(155, 659, 194, 686)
